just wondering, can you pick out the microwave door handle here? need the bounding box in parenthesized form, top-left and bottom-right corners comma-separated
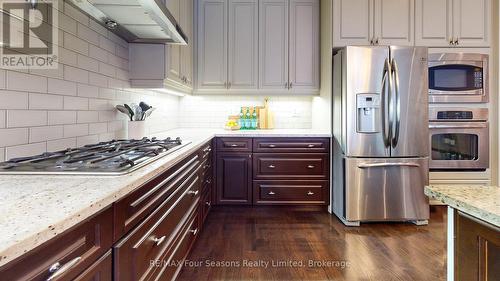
(391, 58, 400, 148)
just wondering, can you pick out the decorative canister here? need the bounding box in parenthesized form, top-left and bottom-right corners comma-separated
(128, 121, 146, 139)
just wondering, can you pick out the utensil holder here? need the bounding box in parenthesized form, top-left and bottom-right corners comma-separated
(128, 121, 146, 139)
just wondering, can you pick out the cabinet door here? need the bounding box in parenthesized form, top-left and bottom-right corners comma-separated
(453, 0, 491, 47)
(180, 0, 194, 86)
(228, 0, 259, 90)
(259, 0, 289, 90)
(373, 0, 414, 46)
(166, 0, 183, 84)
(216, 153, 252, 204)
(415, 0, 453, 46)
(332, 0, 373, 46)
(289, 0, 319, 91)
(197, 0, 228, 89)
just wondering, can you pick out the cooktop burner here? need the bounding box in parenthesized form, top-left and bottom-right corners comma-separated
(0, 137, 190, 175)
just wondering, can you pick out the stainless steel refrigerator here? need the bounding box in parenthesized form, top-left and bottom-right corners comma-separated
(332, 46, 430, 226)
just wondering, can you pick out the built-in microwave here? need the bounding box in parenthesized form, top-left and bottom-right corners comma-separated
(429, 108, 489, 171)
(428, 53, 488, 103)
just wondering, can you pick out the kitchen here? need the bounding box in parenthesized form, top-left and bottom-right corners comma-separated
(0, 0, 498, 280)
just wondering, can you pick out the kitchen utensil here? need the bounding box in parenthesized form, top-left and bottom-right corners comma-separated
(124, 104, 135, 121)
(143, 107, 156, 120)
(139, 102, 152, 120)
(116, 105, 132, 121)
(131, 103, 142, 121)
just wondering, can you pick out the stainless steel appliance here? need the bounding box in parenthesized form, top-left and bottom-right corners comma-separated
(0, 137, 189, 175)
(428, 53, 488, 103)
(429, 108, 489, 171)
(332, 46, 430, 226)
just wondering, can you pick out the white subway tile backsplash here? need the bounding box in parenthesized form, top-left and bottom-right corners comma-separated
(48, 78, 77, 96)
(77, 84, 99, 98)
(116, 45, 128, 59)
(77, 55, 99, 72)
(30, 67, 65, 80)
(59, 48, 78, 66)
(29, 93, 64, 110)
(7, 71, 47, 93)
(107, 31, 128, 48)
(88, 72, 108, 88)
(89, 122, 107, 134)
(77, 111, 99, 123)
(0, 90, 29, 109)
(64, 96, 89, 110)
(7, 110, 47, 128)
(0, 128, 29, 147)
(5, 142, 47, 160)
(29, 126, 64, 142)
(0, 148, 4, 162)
(64, 66, 89, 84)
(58, 12, 77, 34)
(89, 99, 112, 111)
(0, 70, 6, 89)
(64, 123, 89, 138)
(0, 110, 5, 128)
(77, 23, 100, 46)
(48, 111, 77, 125)
(98, 62, 116, 77)
(98, 111, 116, 122)
(47, 138, 77, 151)
(99, 88, 116, 100)
(64, 32, 89, 55)
(77, 135, 99, 147)
(64, 2, 89, 25)
(108, 120, 124, 132)
(99, 36, 116, 54)
(89, 20, 108, 37)
(88, 45, 108, 63)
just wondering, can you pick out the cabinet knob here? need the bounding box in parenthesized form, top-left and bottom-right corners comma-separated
(375, 38, 379, 45)
(370, 38, 374, 45)
(206, 201, 211, 206)
(188, 190, 199, 196)
(449, 38, 454, 45)
(190, 228, 199, 236)
(268, 144, 276, 148)
(289, 82, 293, 89)
(152, 235, 166, 246)
(268, 191, 276, 195)
(307, 191, 315, 196)
(307, 144, 315, 148)
(307, 165, 315, 169)
(268, 164, 276, 169)
(230, 144, 239, 147)
(454, 39, 459, 45)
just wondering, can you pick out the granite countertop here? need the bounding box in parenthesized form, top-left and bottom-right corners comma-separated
(0, 128, 330, 266)
(425, 185, 500, 227)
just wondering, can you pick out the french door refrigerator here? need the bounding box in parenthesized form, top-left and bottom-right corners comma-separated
(332, 46, 430, 226)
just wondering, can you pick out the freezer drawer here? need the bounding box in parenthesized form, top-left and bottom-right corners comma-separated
(344, 157, 429, 222)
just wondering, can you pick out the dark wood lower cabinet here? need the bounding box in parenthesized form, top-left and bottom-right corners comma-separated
(253, 180, 329, 205)
(73, 251, 112, 281)
(455, 211, 500, 281)
(216, 153, 253, 204)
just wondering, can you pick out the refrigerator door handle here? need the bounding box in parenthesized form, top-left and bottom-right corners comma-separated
(391, 58, 401, 148)
(357, 163, 421, 169)
(381, 58, 393, 148)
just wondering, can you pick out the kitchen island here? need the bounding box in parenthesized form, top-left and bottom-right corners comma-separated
(425, 185, 499, 281)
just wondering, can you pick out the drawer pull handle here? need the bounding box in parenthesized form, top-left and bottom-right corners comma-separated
(206, 201, 211, 206)
(203, 147, 212, 152)
(152, 235, 166, 246)
(204, 164, 210, 169)
(188, 190, 199, 196)
(268, 144, 276, 148)
(230, 144, 239, 147)
(268, 191, 276, 195)
(307, 144, 315, 148)
(47, 256, 82, 281)
(268, 164, 276, 169)
(205, 179, 211, 184)
(307, 191, 315, 196)
(190, 228, 199, 236)
(307, 165, 315, 169)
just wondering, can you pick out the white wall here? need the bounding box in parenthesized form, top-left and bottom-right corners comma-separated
(0, 1, 180, 162)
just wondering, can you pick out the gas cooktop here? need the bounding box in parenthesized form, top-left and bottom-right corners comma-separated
(0, 137, 190, 175)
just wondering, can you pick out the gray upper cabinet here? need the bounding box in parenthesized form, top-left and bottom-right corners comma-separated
(373, 0, 414, 46)
(415, 0, 490, 47)
(332, 0, 373, 46)
(289, 0, 320, 91)
(228, 0, 259, 90)
(197, 0, 228, 90)
(196, 0, 320, 95)
(129, 0, 194, 93)
(259, 0, 289, 90)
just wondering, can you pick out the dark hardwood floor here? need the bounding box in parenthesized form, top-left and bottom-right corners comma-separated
(178, 206, 447, 281)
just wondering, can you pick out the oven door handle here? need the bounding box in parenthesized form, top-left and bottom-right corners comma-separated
(429, 123, 488, 129)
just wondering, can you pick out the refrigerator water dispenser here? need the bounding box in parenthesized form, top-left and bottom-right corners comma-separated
(356, 93, 381, 133)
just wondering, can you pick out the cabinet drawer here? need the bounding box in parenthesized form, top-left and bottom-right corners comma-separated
(0, 207, 113, 281)
(114, 152, 200, 240)
(200, 142, 213, 160)
(253, 153, 328, 179)
(114, 171, 201, 281)
(73, 250, 112, 281)
(216, 138, 252, 152)
(200, 189, 212, 225)
(254, 181, 328, 205)
(253, 138, 329, 153)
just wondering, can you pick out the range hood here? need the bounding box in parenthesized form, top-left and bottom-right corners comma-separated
(68, 0, 187, 44)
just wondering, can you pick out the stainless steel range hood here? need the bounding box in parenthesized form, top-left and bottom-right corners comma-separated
(68, 0, 187, 44)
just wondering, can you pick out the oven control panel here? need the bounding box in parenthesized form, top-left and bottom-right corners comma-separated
(436, 111, 473, 120)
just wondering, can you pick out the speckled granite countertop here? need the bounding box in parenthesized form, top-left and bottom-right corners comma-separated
(0, 128, 330, 266)
(425, 185, 500, 227)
